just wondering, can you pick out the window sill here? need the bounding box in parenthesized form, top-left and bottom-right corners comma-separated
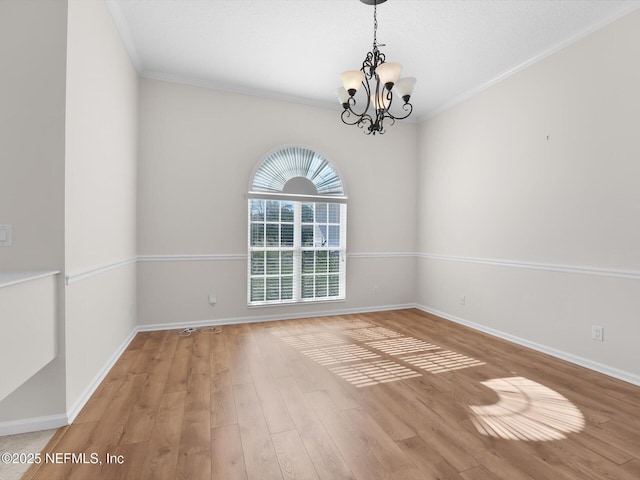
(247, 297, 346, 309)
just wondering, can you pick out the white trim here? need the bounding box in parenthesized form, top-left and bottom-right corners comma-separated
(64, 254, 247, 286)
(0, 270, 60, 289)
(138, 303, 415, 332)
(419, 253, 640, 281)
(138, 252, 414, 262)
(247, 298, 346, 310)
(416, 304, 640, 387)
(347, 252, 417, 259)
(65, 328, 138, 424)
(0, 414, 68, 437)
(138, 254, 247, 262)
(247, 191, 348, 204)
(63, 252, 640, 285)
(65, 258, 137, 285)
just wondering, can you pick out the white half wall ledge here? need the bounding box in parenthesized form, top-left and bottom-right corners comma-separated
(0, 273, 59, 403)
(416, 304, 640, 388)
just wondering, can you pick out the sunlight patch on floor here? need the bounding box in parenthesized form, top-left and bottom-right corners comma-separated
(341, 327, 403, 342)
(302, 344, 381, 365)
(366, 337, 440, 356)
(267, 324, 325, 337)
(273, 320, 489, 390)
(469, 376, 585, 441)
(280, 332, 346, 349)
(330, 360, 422, 387)
(402, 350, 485, 373)
(323, 320, 377, 330)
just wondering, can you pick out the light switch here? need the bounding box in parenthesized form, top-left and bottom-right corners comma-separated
(0, 224, 12, 246)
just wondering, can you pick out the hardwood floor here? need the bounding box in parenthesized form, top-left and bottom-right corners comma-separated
(25, 309, 640, 479)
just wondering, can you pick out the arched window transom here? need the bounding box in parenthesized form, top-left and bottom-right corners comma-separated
(250, 146, 345, 196)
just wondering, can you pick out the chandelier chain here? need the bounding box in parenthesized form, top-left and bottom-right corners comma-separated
(373, 2, 378, 48)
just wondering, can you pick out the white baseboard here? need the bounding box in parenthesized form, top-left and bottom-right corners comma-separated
(0, 414, 67, 437)
(416, 304, 640, 387)
(138, 303, 416, 332)
(65, 328, 138, 424)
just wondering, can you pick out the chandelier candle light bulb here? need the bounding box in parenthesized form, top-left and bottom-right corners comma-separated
(337, 0, 416, 135)
(372, 91, 391, 110)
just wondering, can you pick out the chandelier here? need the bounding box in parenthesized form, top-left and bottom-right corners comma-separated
(336, 0, 416, 135)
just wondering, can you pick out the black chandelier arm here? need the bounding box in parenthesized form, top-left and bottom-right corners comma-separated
(340, 108, 361, 126)
(340, 108, 374, 130)
(383, 101, 413, 121)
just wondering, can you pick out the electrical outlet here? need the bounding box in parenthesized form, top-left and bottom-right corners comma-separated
(0, 224, 12, 247)
(373, 286, 379, 295)
(459, 295, 466, 305)
(208, 293, 217, 305)
(591, 325, 604, 342)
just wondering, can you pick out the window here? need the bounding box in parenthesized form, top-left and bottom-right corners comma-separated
(248, 147, 347, 306)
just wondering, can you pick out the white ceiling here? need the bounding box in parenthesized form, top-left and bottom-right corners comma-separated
(106, 0, 640, 120)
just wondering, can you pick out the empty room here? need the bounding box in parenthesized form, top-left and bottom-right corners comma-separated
(1, 0, 639, 479)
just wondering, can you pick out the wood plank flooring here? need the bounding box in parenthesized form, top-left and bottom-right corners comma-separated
(24, 309, 640, 479)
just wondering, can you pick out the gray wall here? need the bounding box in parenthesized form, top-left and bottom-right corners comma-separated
(0, 0, 68, 423)
(136, 79, 419, 327)
(416, 9, 640, 380)
(1, 0, 139, 426)
(64, 0, 138, 414)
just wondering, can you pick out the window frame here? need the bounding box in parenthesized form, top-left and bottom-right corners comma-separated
(247, 195, 347, 307)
